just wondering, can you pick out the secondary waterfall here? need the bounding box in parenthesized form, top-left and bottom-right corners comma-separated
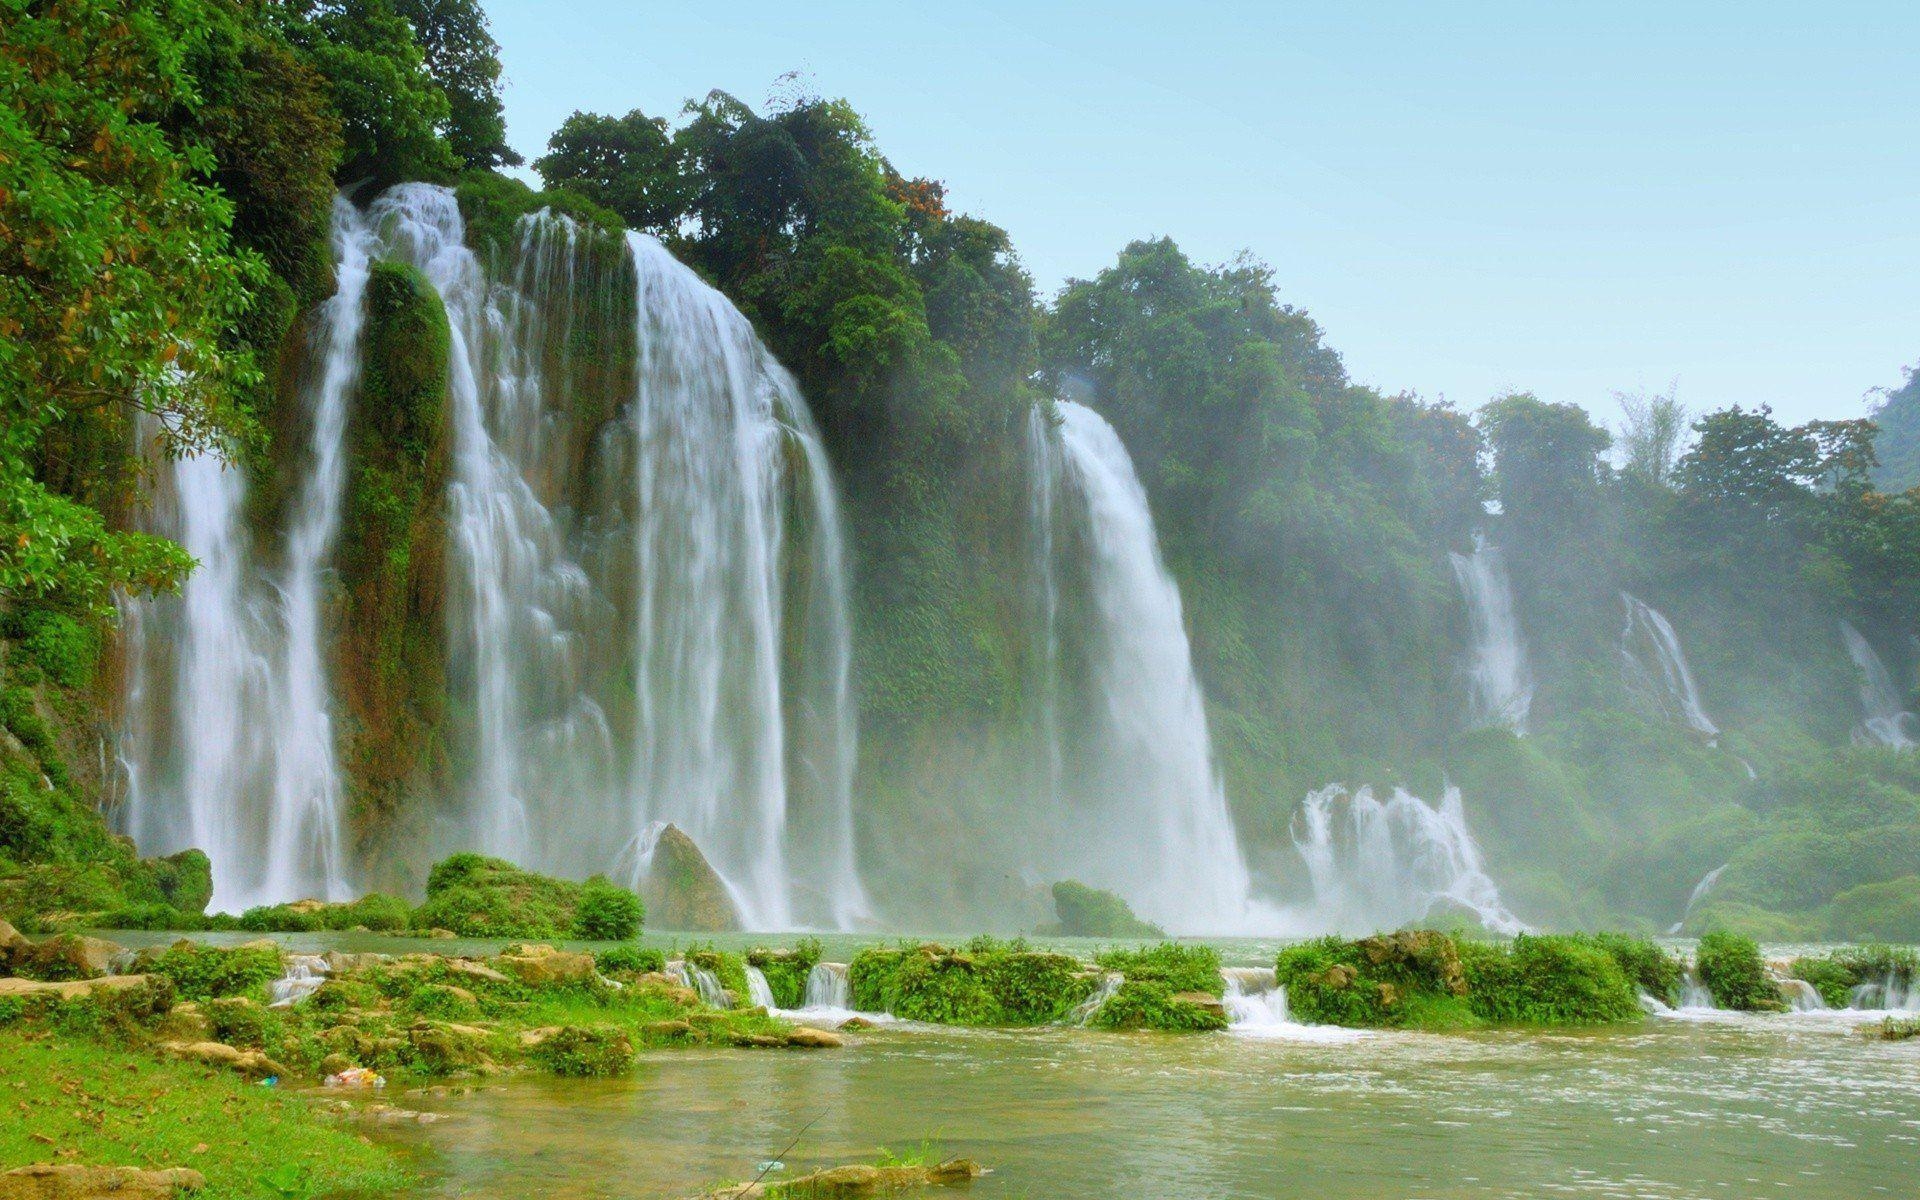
(1288, 784, 1523, 935)
(116, 197, 368, 909)
(1840, 621, 1916, 750)
(1030, 400, 1260, 933)
(1450, 534, 1533, 734)
(370, 184, 865, 929)
(1667, 862, 1728, 934)
(1620, 594, 1718, 738)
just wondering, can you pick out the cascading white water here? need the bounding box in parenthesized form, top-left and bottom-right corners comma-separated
(269, 955, 331, 1008)
(117, 197, 368, 909)
(1066, 972, 1123, 1026)
(1449, 534, 1533, 734)
(803, 962, 852, 1011)
(1840, 621, 1916, 750)
(370, 184, 866, 930)
(1288, 784, 1523, 935)
(1220, 965, 1362, 1041)
(622, 231, 867, 931)
(745, 965, 777, 1009)
(1620, 594, 1718, 738)
(1027, 405, 1065, 814)
(666, 960, 734, 1009)
(1032, 400, 1260, 934)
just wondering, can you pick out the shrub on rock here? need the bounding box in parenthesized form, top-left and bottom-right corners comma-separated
(1695, 930, 1784, 1011)
(1047, 881, 1166, 938)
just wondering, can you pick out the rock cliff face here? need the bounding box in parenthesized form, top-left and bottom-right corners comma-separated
(641, 824, 742, 932)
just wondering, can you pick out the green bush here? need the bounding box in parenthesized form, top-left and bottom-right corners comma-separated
(571, 875, 642, 940)
(1090, 979, 1228, 1032)
(1788, 944, 1918, 1007)
(145, 942, 284, 1002)
(1572, 932, 1684, 1006)
(403, 983, 480, 1020)
(686, 948, 750, 1005)
(414, 854, 580, 938)
(206, 997, 276, 1048)
(329, 892, 414, 931)
(846, 943, 1094, 1026)
(529, 1025, 633, 1077)
(1094, 943, 1222, 995)
(96, 904, 204, 931)
(8, 610, 98, 689)
(1048, 881, 1166, 938)
(594, 945, 665, 977)
(1694, 931, 1783, 1011)
(1276, 932, 1476, 1029)
(1464, 935, 1641, 1025)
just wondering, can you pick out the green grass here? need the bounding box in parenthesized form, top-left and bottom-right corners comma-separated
(0, 1030, 409, 1199)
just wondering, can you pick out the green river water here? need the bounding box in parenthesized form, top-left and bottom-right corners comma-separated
(365, 1012, 1917, 1200)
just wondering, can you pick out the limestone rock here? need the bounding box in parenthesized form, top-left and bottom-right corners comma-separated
(0, 974, 156, 1001)
(785, 1026, 845, 1048)
(713, 1159, 984, 1198)
(1169, 991, 1228, 1022)
(162, 1041, 286, 1079)
(496, 944, 594, 986)
(324, 951, 391, 975)
(838, 1016, 877, 1031)
(0, 1163, 206, 1198)
(440, 958, 511, 985)
(12, 934, 124, 981)
(638, 824, 742, 932)
(641, 1020, 692, 1040)
(407, 1022, 489, 1072)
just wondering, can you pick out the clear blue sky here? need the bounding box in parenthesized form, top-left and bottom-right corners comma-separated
(487, 1, 1918, 429)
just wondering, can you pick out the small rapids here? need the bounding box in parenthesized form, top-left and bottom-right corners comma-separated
(1219, 967, 1363, 1042)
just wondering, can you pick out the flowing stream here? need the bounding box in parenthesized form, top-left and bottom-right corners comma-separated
(1029, 400, 1259, 934)
(1450, 534, 1533, 733)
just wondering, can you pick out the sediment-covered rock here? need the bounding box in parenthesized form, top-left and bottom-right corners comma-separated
(0, 1164, 206, 1199)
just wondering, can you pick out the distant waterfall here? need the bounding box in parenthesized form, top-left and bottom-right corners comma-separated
(1840, 621, 1916, 750)
(117, 197, 368, 909)
(1449, 535, 1533, 734)
(372, 184, 864, 929)
(1667, 862, 1727, 934)
(1620, 594, 1718, 738)
(1288, 785, 1523, 935)
(1030, 400, 1259, 933)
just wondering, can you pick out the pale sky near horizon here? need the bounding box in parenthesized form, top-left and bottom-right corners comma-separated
(486, 2, 1919, 430)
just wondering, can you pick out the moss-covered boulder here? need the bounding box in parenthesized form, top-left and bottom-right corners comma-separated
(847, 939, 1093, 1026)
(1044, 881, 1166, 938)
(640, 825, 740, 932)
(411, 854, 643, 940)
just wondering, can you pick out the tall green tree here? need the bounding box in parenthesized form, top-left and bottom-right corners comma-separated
(1, 0, 266, 617)
(389, 0, 518, 168)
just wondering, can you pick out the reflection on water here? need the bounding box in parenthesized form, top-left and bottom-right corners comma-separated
(369, 1016, 1920, 1199)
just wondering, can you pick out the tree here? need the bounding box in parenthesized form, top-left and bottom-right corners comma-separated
(272, 0, 457, 186)
(389, 0, 519, 169)
(1, 0, 265, 616)
(1617, 386, 1689, 489)
(1675, 405, 1819, 522)
(534, 109, 685, 232)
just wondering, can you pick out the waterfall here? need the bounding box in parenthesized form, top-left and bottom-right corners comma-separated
(1449, 534, 1533, 733)
(1840, 621, 1916, 750)
(1620, 594, 1718, 738)
(803, 962, 853, 1011)
(1288, 785, 1523, 935)
(745, 965, 777, 1009)
(117, 197, 369, 909)
(1031, 400, 1260, 934)
(1667, 863, 1727, 934)
(369, 184, 865, 929)
(269, 954, 331, 1008)
(1066, 971, 1123, 1026)
(666, 960, 733, 1008)
(1221, 965, 1361, 1041)
(1027, 405, 1065, 815)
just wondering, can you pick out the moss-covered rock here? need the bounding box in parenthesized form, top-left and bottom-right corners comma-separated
(1045, 881, 1166, 938)
(337, 259, 452, 842)
(846, 940, 1093, 1026)
(1089, 979, 1229, 1032)
(411, 853, 642, 940)
(747, 938, 821, 1009)
(640, 825, 741, 932)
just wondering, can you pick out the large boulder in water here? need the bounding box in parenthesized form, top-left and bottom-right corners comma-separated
(640, 825, 741, 932)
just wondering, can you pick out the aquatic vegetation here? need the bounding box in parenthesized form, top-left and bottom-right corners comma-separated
(144, 942, 285, 1002)
(1788, 944, 1918, 1007)
(1873, 1015, 1920, 1040)
(595, 944, 667, 977)
(1093, 943, 1223, 995)
(1694, 931, 1785, 1012)
(1566, 932, 1685, 1006)
(528, 1025, 635, 1076)
(847, 942, 1095, 1026)
(1089, 979, 1228, 1032)
(1460, 936, 1642, 1026)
